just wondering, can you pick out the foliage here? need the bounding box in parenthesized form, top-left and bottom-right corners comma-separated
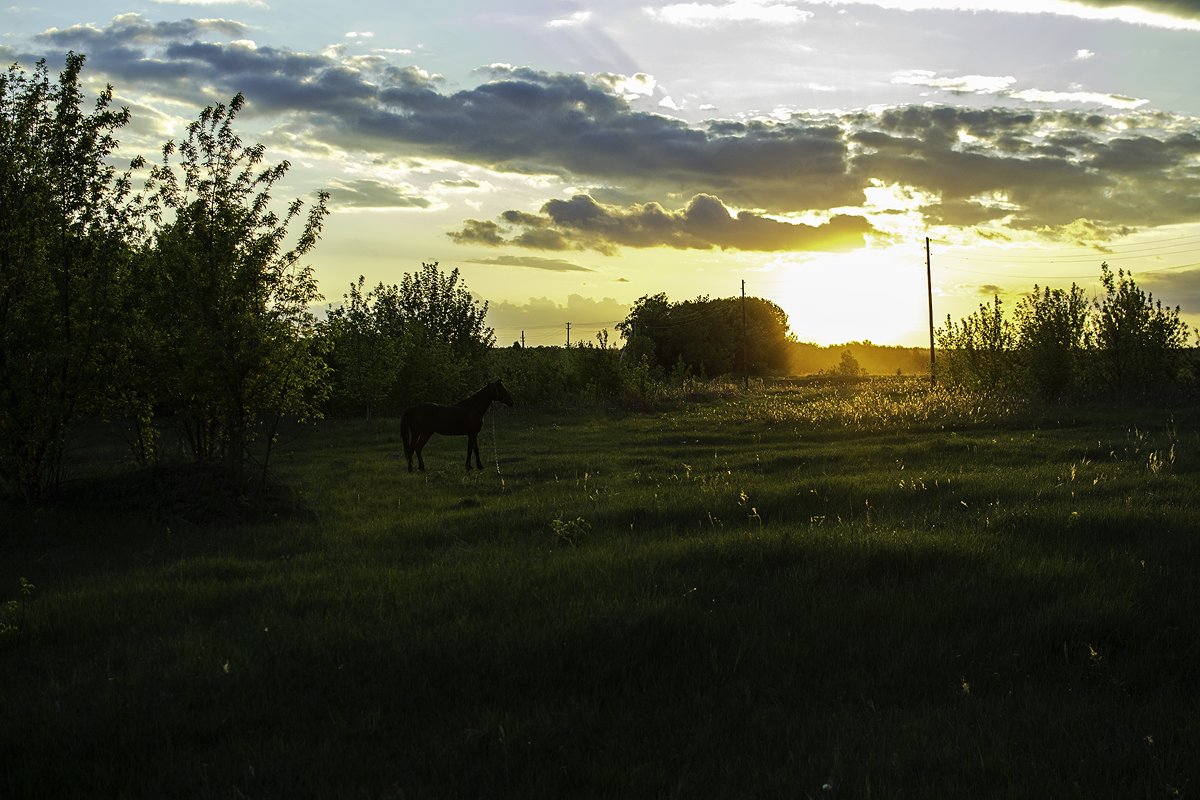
(322, 263, 494, 414)
(935, 295, 1014, 393)
(488, 330, 656, 408)
(834, 349, 864, 377)
(1089, 262, 1191, 397)
(1012, 283, 1089, 399)
(137, 93, 329, 487)
(937, 266, 1192, 400)
(0, 54, 143, 500)
(616, 292, 793, 378)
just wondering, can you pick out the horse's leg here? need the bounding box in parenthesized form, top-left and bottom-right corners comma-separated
(402, 413, 414, 472)
(415, 431, 433, 471)
(470, 432, 483, 469)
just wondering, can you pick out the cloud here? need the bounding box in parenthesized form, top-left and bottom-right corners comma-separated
(37, 13, 250, 46)
(326, 178, 433, 210)
(22, 16, 1200, 246)
(545, 11, 593, 28)
(850, 106, 1200, 233)
(1008, 88, 1148, 109)
(892, 70, 1017, 95)
(465, 255, 594, 272)
(646, 0, 815, 26)
(450, 193, 876, 254)
(808, 0, 1200, 30)
(893, 69, 1149, 109)
(150, 0, 267, 6)
(1142, 268, 1200, 314)
(487, 295, 630, 345)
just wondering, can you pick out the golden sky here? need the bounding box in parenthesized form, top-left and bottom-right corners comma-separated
(5, 0, 1200, 345)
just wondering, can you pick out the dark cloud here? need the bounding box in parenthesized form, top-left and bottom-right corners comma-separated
(37, 14, 250, 47)
(450, 193, 875, 254)
(327, 178, 432, 210)
(21, 15, 1200, 246)
(1072, 0, 1200, 20)
(465, 255, 594, 272)
(851, 106, 1200, 235)
(1142, 268, 1200, 314)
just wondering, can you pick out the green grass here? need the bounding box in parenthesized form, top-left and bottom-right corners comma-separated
(3, 378, 1198, 798)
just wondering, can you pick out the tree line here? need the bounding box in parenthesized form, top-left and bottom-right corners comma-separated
(935, 265, 1197, 399)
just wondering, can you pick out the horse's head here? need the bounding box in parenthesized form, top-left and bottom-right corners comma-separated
(493, 379, 514, 406)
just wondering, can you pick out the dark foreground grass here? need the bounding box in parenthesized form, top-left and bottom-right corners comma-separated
(2, 379, 1198, 798)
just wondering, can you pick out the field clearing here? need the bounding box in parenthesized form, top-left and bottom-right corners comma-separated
(3, 378, 1199, 798)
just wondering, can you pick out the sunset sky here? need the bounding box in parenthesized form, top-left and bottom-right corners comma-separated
(4, 0, 1200, 346)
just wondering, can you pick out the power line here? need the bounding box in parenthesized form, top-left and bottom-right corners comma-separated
(936, 259, 1200, 281)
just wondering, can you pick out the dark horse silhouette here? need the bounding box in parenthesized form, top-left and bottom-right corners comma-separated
(401, 380, 514, 472)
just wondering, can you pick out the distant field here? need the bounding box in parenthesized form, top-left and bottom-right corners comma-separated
(3, 378, 1197, 798)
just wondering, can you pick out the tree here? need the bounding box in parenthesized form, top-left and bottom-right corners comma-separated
(616, 292, 792, 378)
(0, 54, 142, 499)
(139, 93, 329, 487)
(1090, 263, 1190, 397)
(935, 295, 1014, 393)
(322, 263, 494, 413)
(1012, 283, 1089, 399)
(835, 350, 864, 377)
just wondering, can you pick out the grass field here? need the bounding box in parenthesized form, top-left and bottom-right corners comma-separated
(3, 377, 1198, 798)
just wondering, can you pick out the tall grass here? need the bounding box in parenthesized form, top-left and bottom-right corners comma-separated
(2, 378, 1197, 798)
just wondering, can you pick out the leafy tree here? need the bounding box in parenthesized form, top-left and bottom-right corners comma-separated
(617, 293, 792, 378)
(1090, 263, 1190, 397)
(1012, 283, 1089, 399)
(139, 93, 329, 487)
(0, 54, 142, 499)
(322, 262, 494, 413)
(935, 295, 1014, 393)
(835, 349, 864, 377)
(321, 276, 407, 418)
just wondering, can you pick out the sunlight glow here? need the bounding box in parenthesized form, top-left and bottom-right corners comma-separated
(758, 246, 930, 346)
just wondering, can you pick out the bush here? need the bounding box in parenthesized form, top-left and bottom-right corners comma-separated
(936, 266, 1193, 401)
(322, 263, 494, 415)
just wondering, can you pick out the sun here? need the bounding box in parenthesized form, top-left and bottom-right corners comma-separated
(757, 245, 933, 347)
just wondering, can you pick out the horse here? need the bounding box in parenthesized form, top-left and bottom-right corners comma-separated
(401, 380, 514, 472)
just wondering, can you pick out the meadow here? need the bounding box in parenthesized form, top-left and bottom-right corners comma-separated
(2, 377, 1198, 798)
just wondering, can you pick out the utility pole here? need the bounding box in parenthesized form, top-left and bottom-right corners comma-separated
(926, 236, 936, 385)
(741, 279, 749, 391)
(566, 322, 571, 347)
(521, 330, 525, 349)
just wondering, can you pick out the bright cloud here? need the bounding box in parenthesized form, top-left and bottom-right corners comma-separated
(646, 0, 814, 27)
(807, 0, 1200, 31)
(893, 70, 1017, 95)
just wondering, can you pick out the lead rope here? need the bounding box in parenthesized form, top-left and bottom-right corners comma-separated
(491, 411, 504, 487)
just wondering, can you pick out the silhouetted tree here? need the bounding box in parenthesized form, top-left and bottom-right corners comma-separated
(617, 293, 792, 378)
(1090, 263, 1189, 397)
(1013, 284, 1089, 399)
(139, 93, 329, 487)
(935, 295, 1014, 393)
(322, 263, 494, 413)
(0, 54, 143, 499)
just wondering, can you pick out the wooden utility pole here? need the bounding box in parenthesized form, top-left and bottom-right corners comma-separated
(926, 236, 936, 385)
(741, 280, 749, 390)
(566, 322, 571, 347)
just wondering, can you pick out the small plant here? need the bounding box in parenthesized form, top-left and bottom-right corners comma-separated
(550, 515, 591, 546)
(0, 578, 35, 640)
